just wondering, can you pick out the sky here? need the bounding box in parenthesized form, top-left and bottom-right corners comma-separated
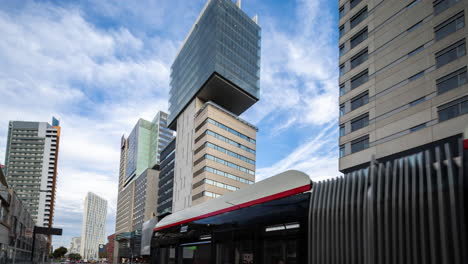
(0, 0, 339, 249)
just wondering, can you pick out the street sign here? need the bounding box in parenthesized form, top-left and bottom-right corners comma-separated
(34, 226, 63, 236)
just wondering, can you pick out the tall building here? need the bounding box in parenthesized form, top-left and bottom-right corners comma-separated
(338, 0, 468, 172)
(4, 118, 60, 227)
(115, 111, 172, 234)
(81, 192, 107, 260)
(69, 237, 81, 254)
(156, 137, 176, 217)
(169, 0, 261, 212)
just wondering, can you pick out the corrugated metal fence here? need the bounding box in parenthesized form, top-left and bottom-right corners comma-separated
(309, 139, 467, 264)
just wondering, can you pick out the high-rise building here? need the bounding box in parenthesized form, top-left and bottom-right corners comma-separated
(81, 192, 107, 260)
(338, 0, 468, 172)
(69, 237, 81, 254)
(4, 118, 60, 227)
(169, 0, 261, 212)
(115, 111, 172, 234)
(157, 137, 176, 217)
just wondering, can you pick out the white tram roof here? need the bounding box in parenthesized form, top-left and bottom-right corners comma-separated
(155, 170, 311, 231)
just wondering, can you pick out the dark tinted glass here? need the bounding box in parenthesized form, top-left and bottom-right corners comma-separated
(410, 123, 426, 132)
(435, 13, 465, 40)
(351, 114, 369, 132)
(438, 96, 468, 121)
(340, 64, 345, 76)
(351, 93, 369, 110)
(437, 67, 467, 94)
(351, 70, 369, 89)
(340, 146, 345, 157)
(339, 6, 345, 18)
(339, 25, 345, 38)
(351, 0, 362, 9)
(340, 125, 346, 136)
(351, 136, 369, 153)
(434, 0, 460, 15)
(340, 83, 345, 96)
(351, 49, 368, 69)
(408, 45, 424, 56)
(181, 244, 211, 264)
(340, 45, 345, 56)
(351, 7, 368, 29)
(436, 41, 466, 68)
(340, 105, 345, 116)
(351, 28, 368, 48)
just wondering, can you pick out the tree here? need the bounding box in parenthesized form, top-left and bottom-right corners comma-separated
(52, 246, 67, 259)
(68, 253, 82, 260)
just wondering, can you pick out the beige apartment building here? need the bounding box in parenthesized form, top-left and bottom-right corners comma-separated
(338, 0, 468, 172)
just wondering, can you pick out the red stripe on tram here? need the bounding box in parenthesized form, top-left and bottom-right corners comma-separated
(154, 184, 311, 232)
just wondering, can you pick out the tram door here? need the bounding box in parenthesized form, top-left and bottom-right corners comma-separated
(215, 229, 255, 264)
(262, 239, 298, 264)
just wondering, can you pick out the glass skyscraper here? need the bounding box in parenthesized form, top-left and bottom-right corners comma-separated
(168, 0, 261, 126)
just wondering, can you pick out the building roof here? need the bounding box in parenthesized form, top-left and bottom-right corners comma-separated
(154, 170, 311, 231)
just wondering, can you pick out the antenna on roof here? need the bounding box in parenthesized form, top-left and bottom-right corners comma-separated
(253, 14, 258, 24)
(236, 0, 241, 9)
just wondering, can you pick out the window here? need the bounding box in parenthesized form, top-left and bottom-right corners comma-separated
(351, 114, 369, 132)
(438, 96, 468, 121)
(407, 20, 423, 32)
(350, 28, 368, 49)
(350, 0, 362, 9)
(340, 104, 345, 117)
(351, 92, 369, 110)
(339, 6, 345, 18)
(351, 70, 369, 89)
(340, 83, 345, 96)
(339, 25, 345, 38)
(351, 136, 369, 153)
(340, 64, 345, 76)
(434, 0, 461, 15)
(436, 67, 467, 94)
(339, 44, 345, 56)
(339, 145, 345, 157)
(350, 48, 368, 69)
(409, 97, 426, 106)
(340, 125, 345, 136)
(410, 123, 427, 132)
(435, 12, 465, 40)
(205, 118, 256, 143)
(408, 45, 424, 57)
(435, 39, 466, 68)
(408, 70, 425, 81)
(350, 7, 368, 29)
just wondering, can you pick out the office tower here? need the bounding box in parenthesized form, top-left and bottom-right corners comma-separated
(115, 111, 172, 234)
(338, 0, 468, 172)
(81, 192, 107, 260)
(69, 237, 81, 254)
(169, 0, 261, 212)
(4, 118, 60, 227)
(157, 138, 176, 217)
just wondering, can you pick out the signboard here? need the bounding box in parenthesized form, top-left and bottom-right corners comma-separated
(25, 228, 33, 238)
(34, 226, 63, 236)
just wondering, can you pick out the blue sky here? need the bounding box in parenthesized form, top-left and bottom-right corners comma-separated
(0, 0, 339, 249)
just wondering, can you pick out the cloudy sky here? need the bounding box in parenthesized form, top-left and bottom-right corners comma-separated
(0, 0, 339, 249)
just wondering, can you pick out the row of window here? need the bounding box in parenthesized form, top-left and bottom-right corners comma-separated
(339, 0, 362, 19)
(203, 154, 255, 175)
(205, 142, 255, 164)
(202, 178, 239, 192)
(198, 166, 254, 185)
(203, 191, 222, 198)
(200, 118, 256, 143)
(198, 130, 256, 154)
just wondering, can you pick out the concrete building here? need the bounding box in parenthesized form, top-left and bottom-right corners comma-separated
(115, 111, 172, 235)
(338, 0, 468, 172)
(157, 138, 176, 218)
(80, 192, 107, 260)
(169, 0, 261, 212)
(69, 237, 81, 254)
(3, 118, 60, 228)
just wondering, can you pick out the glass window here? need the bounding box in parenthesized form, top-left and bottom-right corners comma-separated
(339, 25, 345, 38)
(339, 6, 345, 19)
(407, 20, 422, 32)
(158, 247, 176, 264)
(409, 97, 426, 106)
(340, 125, 345, 136)
(436, 67, 467, 94)
(339, 83, 345, 96)
(340, 104, 345, 117)
(350, 0, 362, 9)
(407, 0, 420, 8)
(438, 96, 468, 121)
(434, 0, 461, 15)
(339, 44, 345, 56)
(339, 64, 345, 76)
(408, 45, 424, 57)
(350, 28, 368, 49)
(340, 145, 345, 157)
(350, 7, 368, 29)
(351, 70, 369, 89)
(408, 71, 425, 81)
(350, 48, 368, 69)
(351, 92, 369, 110)
(351, 136, 369, 153)
(263, 239, 298, 264)
(181, 244, 211, 264)
(435, 40, 466, 68)
(435, 12, 465, 40)
(410, 123, 426, 132)
(351, 114, 369, 132)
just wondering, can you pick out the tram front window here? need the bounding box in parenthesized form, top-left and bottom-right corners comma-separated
(263, 240, 297, 264)
(181, 243, 211, 264)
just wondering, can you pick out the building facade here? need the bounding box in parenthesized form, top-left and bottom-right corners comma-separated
(80, 192, 107, 260)
(170, 0, 261, 213)
(69, 237, 81, 254)
(338, 0, 468, 172)
(157, 138, 176, 218)
(3, 118, 60, 228)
